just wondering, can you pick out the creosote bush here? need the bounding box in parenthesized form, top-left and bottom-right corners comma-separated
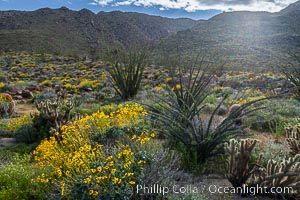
(107, 50, 148, 100)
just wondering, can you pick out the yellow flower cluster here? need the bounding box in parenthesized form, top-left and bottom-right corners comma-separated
(64, 83, 78, 93)
(131, 131, 155, 144)
(231, 89, 266, 105)
(0, 93, 12, 102)
(5, 114, 33, 133)
(78, 79, 100, 89)
(0, 82, 5, 89)
(212, 85, 224, 92)
(171, 84, 181, 91)
(33, 104, 152, 198)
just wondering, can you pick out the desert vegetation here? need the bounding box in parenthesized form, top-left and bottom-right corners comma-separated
(0, 51, 299, 200)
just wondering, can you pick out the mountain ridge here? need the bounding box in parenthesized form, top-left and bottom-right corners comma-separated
(156, 1, 300, 69)
(0, 7, 199, 55)
(0, 1, 300, 68)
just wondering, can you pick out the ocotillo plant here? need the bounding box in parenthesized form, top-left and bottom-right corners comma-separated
(106, 50, 148, 100)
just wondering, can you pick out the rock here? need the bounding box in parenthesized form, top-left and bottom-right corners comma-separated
(21, 90, 33, 98)
(207, 174, 223, 179)
(0, 129, 10, 137)
(26, 85, 38, 91)
(14, 95, 23, 100)
(218, 105, 227, 116)
(0, 138, 18, 147)
(228, 104, 243, 126)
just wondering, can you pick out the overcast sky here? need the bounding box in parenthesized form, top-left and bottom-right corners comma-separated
(0, 0, 298, 19)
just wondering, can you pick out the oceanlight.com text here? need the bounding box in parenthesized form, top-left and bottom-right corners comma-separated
(136, 184, 294, 196)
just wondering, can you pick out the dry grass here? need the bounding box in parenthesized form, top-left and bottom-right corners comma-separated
(15, 103, 37, 115)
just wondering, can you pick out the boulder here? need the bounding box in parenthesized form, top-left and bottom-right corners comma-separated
(21, 90, 33, 99)
(14, 95, 23, 100)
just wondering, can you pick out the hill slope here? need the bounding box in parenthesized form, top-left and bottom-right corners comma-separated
(156, 2, 300, 69)
(0, 7, 199, 55)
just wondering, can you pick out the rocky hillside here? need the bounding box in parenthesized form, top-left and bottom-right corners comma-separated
(0, 7, 199, 55)
(1, 1, 300, 69)
(156, 1, 300, 69)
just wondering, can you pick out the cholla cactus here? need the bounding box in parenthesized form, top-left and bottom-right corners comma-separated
(225, 138, 259, 188)
(225, 138, 300, 198)
(258, 155, 300, 190)
(286, 126, 300, 155)
(252, 155, 300, 199)
(35, 95, 78, 134)
(0, 93, 15, 117)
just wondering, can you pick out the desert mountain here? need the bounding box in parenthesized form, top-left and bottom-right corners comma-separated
(0, 7, 199, 55)
(1, 1, 300, 68)
(157, 1, 300, 68)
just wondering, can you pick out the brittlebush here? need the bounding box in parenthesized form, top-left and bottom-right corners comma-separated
(33, 103, 154, 199)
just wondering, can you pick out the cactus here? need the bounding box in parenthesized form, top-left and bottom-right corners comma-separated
(257, 155, 300, 191)
(286, 126, 300, 156)
(225, 138, 259, 188)
(226, 138, 300, 198)
(34, 92, 80, 135)
(0, 93, 15, 117)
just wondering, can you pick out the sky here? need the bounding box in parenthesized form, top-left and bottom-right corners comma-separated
(0, 0, 298, 19)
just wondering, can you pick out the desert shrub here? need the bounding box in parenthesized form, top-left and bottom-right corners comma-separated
(107, 50, 148, 100)
(0, 114, 36, 140)
(0, 154, 48, 200)
(64, 83, 77, 93)
(3, 114, 33, 133)
(33, 103, 154, 199)
(0, 143, 37, 156)
(136, 146, 187, 200)
(93, 86, 115, 102)
(281, 53, 300, 101)
(253, 141, 290, 166)
(0, 82, 5, 92)
(75, 103, 104, 115)
(78, 79, 99, 90)
(14, 122, 40, 144)
(148, 60, 269, 165)
(246, 111, 287, 135)
(245, 99, 300, 135)
(0, 93, 15, 118)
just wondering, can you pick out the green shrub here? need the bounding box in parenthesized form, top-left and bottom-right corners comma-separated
(253, 141, 290, 166)
(245, 99, 300, 135)
(246, 111, 287, 135)
(281, 53, 300, 101)
(14, 123, 40, 144)
(0, 155, 48, 200)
